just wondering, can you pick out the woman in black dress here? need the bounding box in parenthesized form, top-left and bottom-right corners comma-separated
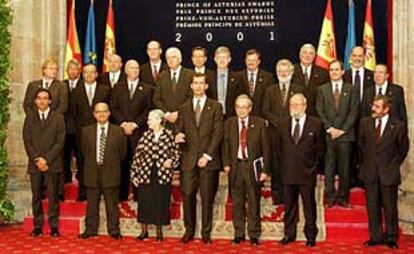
(131, 109, 180, 241)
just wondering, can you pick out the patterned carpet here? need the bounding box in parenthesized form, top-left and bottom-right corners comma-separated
(1, 225, 414, 254)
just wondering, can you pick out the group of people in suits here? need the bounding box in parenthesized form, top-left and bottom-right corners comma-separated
(22, 40, 408, 249)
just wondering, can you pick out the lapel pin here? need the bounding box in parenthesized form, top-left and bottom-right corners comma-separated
(139, 86, 143, 90)
(259, 78, 263, 82)
(230, 78, 235, 82)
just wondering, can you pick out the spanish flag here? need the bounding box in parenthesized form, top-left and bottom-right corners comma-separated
(315, 0, 337, 70)
(363, 0, 376, 71)
(64, 0, 82, 79)
(102, 0, 116, 73)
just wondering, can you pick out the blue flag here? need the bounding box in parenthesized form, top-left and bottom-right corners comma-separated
(344, 0, 356, 70)
(84, 2, 97, 65)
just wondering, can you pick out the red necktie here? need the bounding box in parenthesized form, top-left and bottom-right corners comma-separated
(240, 120, 247, 159)
(333, 83, 340, 110)
(375, 118, 382, 143)
(152, 65, 159, 82)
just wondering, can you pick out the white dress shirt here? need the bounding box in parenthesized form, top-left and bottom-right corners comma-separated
(376, 114, 389, 137)
(38, 107, 51, 120)
(376, 81, 388, 96)
(291, 114, 306, 138)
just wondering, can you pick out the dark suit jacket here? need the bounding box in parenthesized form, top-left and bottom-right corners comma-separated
(71, 81, 111, 130)
(98, 71, 127, 90)
(276, 116, 325, 186)
(23, 79, 68, 115)
(222, 116, 270, 184)
(206, 70, 244, 118)
(361, 83, 407, 123)
(176, 98, 223, 171)
(292, 64, 329, 116)
(262, 83, 304, 128)
(140, 62, 168, 87)
(63, 78, 82, 135)
(238, 69, 275, 117)
(110, 80, 153, 146)
(23, 111, 66, 174)
(343, 68, 375, 95)
(358, 116, 409, 186)
(81, 123, 127, 188)
(316, 82, 359, 142)
(153, 67, 194, 112)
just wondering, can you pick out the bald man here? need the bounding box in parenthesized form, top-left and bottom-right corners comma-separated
(110, 59, 153, 201)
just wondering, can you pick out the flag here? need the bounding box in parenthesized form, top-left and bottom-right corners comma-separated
(64, 0, 82, 79)
(344, 0, 356, 70)
(363, 0, 376, 71)
(84, 0, 97, 65)
(315, 0, 337, 70)
(102, 0, 116, 73)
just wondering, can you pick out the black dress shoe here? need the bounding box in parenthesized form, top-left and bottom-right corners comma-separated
(155, 228, 163, 242)
(59, 195, 65, 202)
(338, 201, 352, 209)
(180, 234, 194, 244)
(78, 232, 97, 239)
(250, 238, 260, 245)
(363, 239, 383, 246)
(326, 200, 336, 208)
(110, 233, 123, 240)
(386, 241, 399, 249)
(30, 228, 42, 237)
(202, 236, 212, 244)
(136, 231, 148, 241)
(306, 239, 316, 247)
(232, 236, 245, 244)
(50, 228, 60, 237)
(279, 236, 295, 245)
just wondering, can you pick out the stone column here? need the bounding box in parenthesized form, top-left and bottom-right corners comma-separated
(393, 0, 414, 235)
(7, 0, 66, 221)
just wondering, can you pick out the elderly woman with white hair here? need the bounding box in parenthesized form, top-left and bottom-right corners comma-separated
(130, 109, 180, 242)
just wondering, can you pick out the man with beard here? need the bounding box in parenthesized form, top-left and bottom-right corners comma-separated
(277, 93, 325, 247)
(359, 95, 408, 249)
(262, 59, 304, 205)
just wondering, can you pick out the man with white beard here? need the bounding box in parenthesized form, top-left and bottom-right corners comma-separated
(276, 93, 325, 247)
(262, 59, 304, 205)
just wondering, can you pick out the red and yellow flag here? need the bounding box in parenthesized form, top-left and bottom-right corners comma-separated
(363, 0, 376, 71)
(64, 0, 82, 79)
(102, 0, 116, 73)
(315, 0, 337, 70)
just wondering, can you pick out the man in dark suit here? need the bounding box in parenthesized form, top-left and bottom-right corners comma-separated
(316, 60, 359, 208)
(175, 73, 223, 244)
(292, 44, 329, 117)
(191, 46, 214, 78)
(153, 47, 194, 125)
(71, 64, 111, 201)
(343, 46, 375, 188)
(139, 40, 168, 86)
(361, 64, 407, 123)
(238, 49, 274, 117)
(277, 94, 325, 247)
(78, 102, 127, 239)
(23, 58, 68, 115)
(110, 59, 152, 201)
(222, 94, 269, 246)
(23, 88, 65, 237)
(262, 59, 304, 205)
(60, 59, 82, 200)
(206, 46, 244, 119)
(98, 54, 127, 90)
(358, 95, 409, 249)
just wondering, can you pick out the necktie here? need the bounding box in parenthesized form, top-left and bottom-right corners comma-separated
(304, 67, 309, 85)
(248, 73, 255, 96)
(293, 118, 301, 145)
(41, 113, 46, 123)
(152, 65, 159, 82)
(333, 83, 340, 110)
(281, 83, 287, 106)
(195, 99, 201, 127)
(129, 83, 134, 99)
(87, 86, 93, 106)
(44, 81, 49, 89)
(354, 70, 361, 101)
(218, 74, 226, 114)
(110, 75, 116, 87)
(375, 118, 382, 143)
(171, 72, 177, 94)
(378, 87, 383, 96)
(240, 120, 247, 160)
(69, 81, 74, 92)
(98, 126, 106, 165)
